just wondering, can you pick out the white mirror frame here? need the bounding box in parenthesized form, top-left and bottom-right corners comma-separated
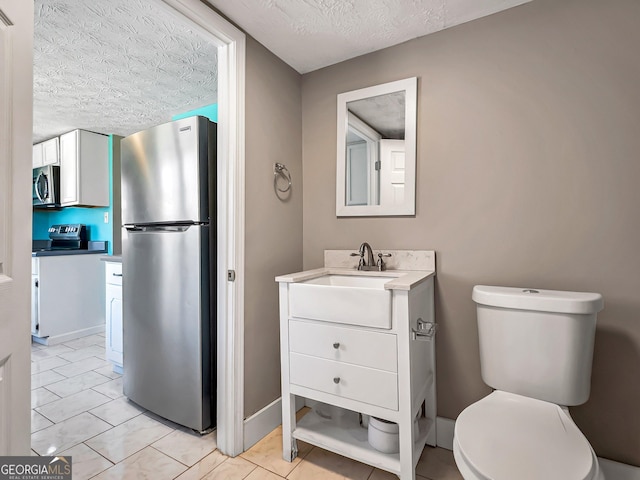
(336, 77, 417, 216)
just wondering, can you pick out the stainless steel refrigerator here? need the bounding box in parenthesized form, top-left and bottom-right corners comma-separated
(121, 116, 216, 432)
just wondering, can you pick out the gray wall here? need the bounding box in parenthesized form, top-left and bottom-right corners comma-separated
(301, 0, 640, 465)
(244, 36, 303, 418)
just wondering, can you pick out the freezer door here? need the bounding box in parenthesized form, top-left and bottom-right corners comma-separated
(121, 116, 212, 224)
(122, 224, 213, 431)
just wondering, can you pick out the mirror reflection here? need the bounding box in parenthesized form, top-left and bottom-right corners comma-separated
(345, 91, 405, 207)
(336, 77, 417, 216)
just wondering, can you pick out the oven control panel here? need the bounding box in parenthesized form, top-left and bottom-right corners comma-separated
(48, 224, 87, 241)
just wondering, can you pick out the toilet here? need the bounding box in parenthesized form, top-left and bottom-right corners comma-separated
(453, 285, 605, 480)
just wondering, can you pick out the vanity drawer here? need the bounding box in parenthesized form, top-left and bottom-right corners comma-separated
(290, 352, 398, 410)
(289, 320, 397, 373)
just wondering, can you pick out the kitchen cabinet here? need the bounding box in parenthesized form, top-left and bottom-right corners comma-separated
(32, 137, 60, 168)
(277, 266, 437, 480)
(105, 261, 123, 373)
(31, 254, 105, 345)
(59, 129, 109, 207)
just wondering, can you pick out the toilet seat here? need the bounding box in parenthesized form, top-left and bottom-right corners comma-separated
(454, 391, 600, 480)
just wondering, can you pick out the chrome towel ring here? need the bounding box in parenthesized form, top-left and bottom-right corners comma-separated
(274, 163, 292, 193)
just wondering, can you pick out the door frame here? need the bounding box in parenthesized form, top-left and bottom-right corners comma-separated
(0, 0, 33, 455)
(157, 0, 246, 456)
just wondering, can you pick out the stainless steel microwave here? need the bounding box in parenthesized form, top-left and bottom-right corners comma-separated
(33, 165, 61, 208)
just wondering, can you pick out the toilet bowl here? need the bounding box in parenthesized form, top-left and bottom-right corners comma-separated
(453, 391, 603, 480)
(454, 285, 605, 480)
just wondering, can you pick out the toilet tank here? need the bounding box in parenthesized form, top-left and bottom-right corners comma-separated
(472, 285, 604, 406)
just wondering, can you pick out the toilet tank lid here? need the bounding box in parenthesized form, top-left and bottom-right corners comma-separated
(472, 285, 604, 314)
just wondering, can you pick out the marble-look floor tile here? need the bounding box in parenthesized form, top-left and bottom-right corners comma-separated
(31, 410, 53, 433)
(31, 356, 70, 374)
(287, 447, 373, 480)
(59, 443, 114, 480)
(240, 425, 312, 477)
(45, 371, 111, 397)
(31, 344, 74, 360)
(31, 412, 112, 455)
(31, 370, 66, 390)
(92, 446, 187, 480)
(416, 447, 463, 480)
(92, 365, 122, 380)
(174, 450, 228, 480)
(36, 389, 111, 423)
(85, 413, 174, 463)
(201, 456, 256, 480)
(62, 334, 105, 350)
(53, 356, 111, 378)
(152, 427, 217, 467)
(89, 397, 146, 426)
(91, 377, 123, 399)
(245, 466, 283, 480)
(31, 387, 61, 409)
(58, 345, 105, 363)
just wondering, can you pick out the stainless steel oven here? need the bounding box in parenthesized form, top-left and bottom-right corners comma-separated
(33, 165, 60, 208)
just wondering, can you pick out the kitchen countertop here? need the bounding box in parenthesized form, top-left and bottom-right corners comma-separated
(100, 255, 122, 263)
(32, 241, 108, 257)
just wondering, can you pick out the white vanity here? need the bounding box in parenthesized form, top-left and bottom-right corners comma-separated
(276, 250, 436, 480)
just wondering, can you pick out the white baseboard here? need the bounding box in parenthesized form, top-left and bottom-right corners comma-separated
(436, 416, 455, 450)
(243, 396, 306, 451)
(599, 457, 640, 480)
(434, 416, 640, 478)
(32, 325, 105, 346)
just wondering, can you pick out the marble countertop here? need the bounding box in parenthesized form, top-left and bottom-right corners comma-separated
(275, 267, 434, 291)
(276, 249, 435, 291)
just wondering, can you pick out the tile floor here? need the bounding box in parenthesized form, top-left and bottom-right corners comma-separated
(31, 336, 462, 480)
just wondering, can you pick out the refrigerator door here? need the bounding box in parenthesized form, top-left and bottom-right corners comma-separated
(122, 224, 213, 431)
(121, 116, 212, 225)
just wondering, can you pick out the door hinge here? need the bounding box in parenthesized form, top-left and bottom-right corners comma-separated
(227, 270, 236, 282)
(375, 160, 381, 171)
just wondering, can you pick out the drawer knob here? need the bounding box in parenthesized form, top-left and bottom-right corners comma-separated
(333, 342, 340, 349)
(333, 377, 340, 384)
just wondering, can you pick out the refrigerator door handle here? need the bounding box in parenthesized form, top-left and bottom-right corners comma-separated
(124, 224, 192, 233)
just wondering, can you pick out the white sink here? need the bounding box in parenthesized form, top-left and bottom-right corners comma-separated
(289, 274, 398, 329)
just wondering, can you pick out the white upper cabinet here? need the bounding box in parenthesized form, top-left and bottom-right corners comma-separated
(32, 143, 43, 168)
(32, 137, 60, 168)
(59, 129, 109, 207)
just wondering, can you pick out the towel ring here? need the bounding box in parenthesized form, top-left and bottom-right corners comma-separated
(274, 163, 292, 193)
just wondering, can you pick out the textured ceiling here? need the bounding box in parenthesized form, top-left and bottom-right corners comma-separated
(33, 0, 218, 143)
(208, 0, 532, 73)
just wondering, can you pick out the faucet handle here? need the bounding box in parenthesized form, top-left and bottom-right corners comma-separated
(376, 253, 392, 271)
(350, 251, 365, 269)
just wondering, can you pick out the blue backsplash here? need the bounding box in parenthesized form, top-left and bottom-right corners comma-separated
(33, 135, 115, 254)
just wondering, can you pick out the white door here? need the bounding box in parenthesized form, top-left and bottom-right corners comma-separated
(379, 139, 406, 208)
(0, 0, 34, 455)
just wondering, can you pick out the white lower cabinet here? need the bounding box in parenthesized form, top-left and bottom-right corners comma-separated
(104, 261, 123, 373)
(278, 274, 437, 480)
(31, 255, 104, 344)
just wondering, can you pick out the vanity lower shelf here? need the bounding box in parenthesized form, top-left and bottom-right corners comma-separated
(293, 409, 433, 476)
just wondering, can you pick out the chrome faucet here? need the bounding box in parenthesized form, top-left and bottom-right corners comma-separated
(350, 242, 378, 271)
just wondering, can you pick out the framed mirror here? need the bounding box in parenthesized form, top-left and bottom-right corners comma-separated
(336, 77, 417, 216)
